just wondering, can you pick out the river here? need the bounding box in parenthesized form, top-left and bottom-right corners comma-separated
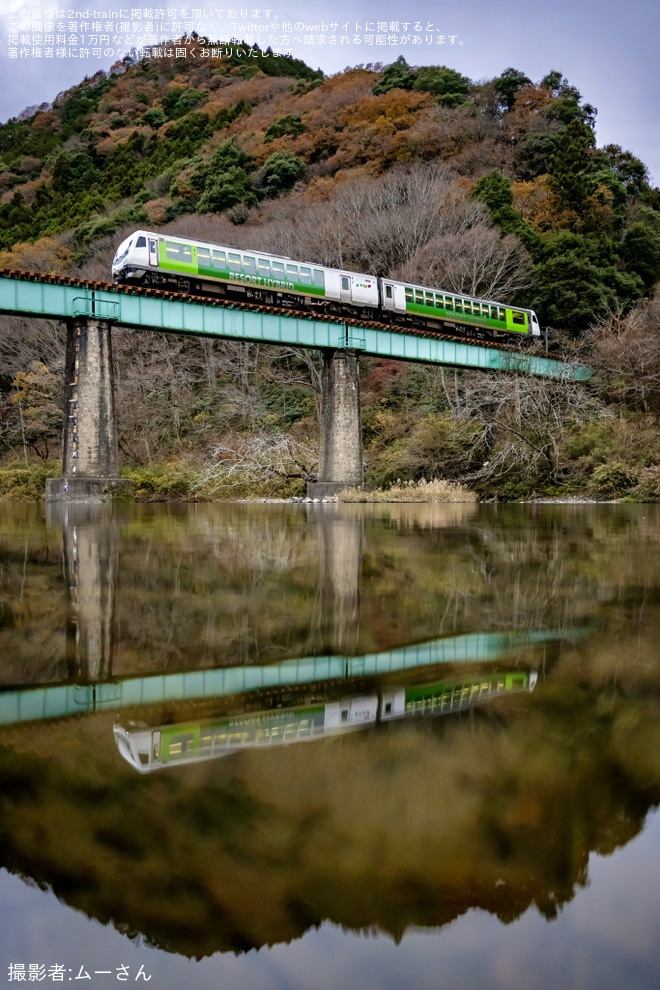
(1, 500, 659, 989)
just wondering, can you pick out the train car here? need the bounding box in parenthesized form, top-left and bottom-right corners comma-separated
(380, 277, 541, 338)
(111, 230, 380, 310)
(114, 694, 379, 773)
(379, 670, 538, 720)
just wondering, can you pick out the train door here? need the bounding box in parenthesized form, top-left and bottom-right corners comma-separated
(148, 238, 158, 267)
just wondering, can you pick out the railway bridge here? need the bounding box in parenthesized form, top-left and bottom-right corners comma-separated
(0, 269, 590, 500)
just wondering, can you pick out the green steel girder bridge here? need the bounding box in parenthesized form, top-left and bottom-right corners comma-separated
(0, 269, 591, 499)
(0, 269, 586, 376)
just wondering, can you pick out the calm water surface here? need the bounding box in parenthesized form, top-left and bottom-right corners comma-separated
(1, 500, 660, 990)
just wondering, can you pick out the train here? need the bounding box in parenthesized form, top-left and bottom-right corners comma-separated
(112, 230, 541, 341)
(114, 670, 537, 773)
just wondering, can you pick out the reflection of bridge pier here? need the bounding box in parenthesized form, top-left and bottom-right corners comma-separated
(47, 502, 119, 682)
(312, 504, 362, 655)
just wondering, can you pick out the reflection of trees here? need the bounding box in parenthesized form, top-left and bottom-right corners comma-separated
(1, 674, 660, 956)
(5, 503, 660, 678)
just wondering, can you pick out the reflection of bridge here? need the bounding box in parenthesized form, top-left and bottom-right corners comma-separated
(0, 270, 590, 499)
(0, 628, 570, 726)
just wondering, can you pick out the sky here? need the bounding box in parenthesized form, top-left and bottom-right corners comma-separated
(0, 0, 658, 184)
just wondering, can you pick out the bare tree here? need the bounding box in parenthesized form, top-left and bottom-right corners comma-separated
(581, 294, 660, 411)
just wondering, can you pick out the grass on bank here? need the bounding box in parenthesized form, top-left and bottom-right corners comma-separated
(337, 478, 478, 503)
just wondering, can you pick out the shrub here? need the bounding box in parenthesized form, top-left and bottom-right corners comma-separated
(338, 478, 477, 503)
(0, 463, 59, 500)
(587, 462, 638, 500)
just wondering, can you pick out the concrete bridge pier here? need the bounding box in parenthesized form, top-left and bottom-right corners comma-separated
(46, 317, 132, 501)
(307, 348, 363, 499)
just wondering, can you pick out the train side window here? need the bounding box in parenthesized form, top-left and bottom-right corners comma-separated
(435, 295, 443, 309)
(272, 261, 285, 277)
(212, 250, 226, 269)
(405, 287, 413, 303)
(425, 292, 434, 306)
(463, 301, 472, 315)
(415, 289, 424, 304)
(498, 307, 506, 321)
(286, 263, 298, 281)
(228, 251, 242, 273)
(445, 297, 454, 311)
(243, 255, 256, 275)
(455, 299, 463, 313)
(490, 305, 499, 320)
(299, 266, 312, 285)
(165, 241, 192, 263)
(257, 258, 271, 276)
(313, 269, 324, 288)
(512, 311, 525, 325)
(385, 284, 393, 299)
(198, 247, 211, 267)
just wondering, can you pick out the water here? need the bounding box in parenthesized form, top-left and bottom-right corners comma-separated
(1, 500, 660, 989)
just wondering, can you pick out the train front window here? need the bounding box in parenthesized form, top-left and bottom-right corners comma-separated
(135, 235, 146, 248)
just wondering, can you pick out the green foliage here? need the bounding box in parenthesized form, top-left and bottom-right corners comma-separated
(634, 466, 660, 501)
(374, 58, 471, 105)
(412, 66, 471, 106)
(365, 413, 483, 488)
(588, 462, 639, 499)
(492, 68, 532, 112)
(548, 119, 598, 218)
(161, 87, 208, 119)
(372, 56, 418, 94)
(619, 206, 660, 290)
(264, 114, 305, 142)
(0, 463, 60, 501)
(120, 464, 198, 501)
(257, 150, 306, 196)
(75, 205, 147, 248)
(197, 165, 257, 214)
(141, 107, 168, 128)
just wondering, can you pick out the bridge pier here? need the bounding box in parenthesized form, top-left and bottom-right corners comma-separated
(307, 348, 363, 499)
(46, 318, 131, 501)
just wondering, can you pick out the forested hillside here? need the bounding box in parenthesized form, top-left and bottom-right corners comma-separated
(1, 42, 660, 501)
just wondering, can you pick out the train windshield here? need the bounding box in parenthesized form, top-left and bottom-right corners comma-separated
(112, 237, 133, 264)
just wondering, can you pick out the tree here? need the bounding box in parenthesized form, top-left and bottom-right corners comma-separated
(492, 68, 532, 112)
(256, 151, 306, 197)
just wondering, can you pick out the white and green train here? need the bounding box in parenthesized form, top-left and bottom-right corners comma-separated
(112, 230, 541, 340)
(114, 671, 537, 773)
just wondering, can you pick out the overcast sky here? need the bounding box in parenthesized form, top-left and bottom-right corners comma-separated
(0, 0, 658, 184)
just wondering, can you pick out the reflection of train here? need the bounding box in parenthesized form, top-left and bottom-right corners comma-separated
(114, 671, 537, 773)
(112, 230, 541, 340)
